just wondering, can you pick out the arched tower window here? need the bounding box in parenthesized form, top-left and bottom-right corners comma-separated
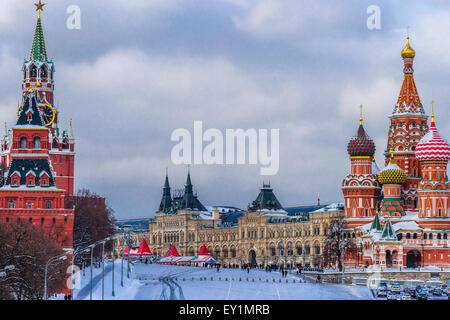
(20, 137, 27, 149)
(30, 65, 37, 78)
(40, 66, 47, 78)
(33, 137, 41, 149)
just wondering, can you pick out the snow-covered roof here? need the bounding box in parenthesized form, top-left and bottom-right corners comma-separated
(392, 221, 422, 232)
(312, 202, 344, 212)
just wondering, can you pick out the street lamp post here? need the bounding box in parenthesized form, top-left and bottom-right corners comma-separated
(112, 237, 115, 297)
(71, 247, 90, 300)
(101, 240, 106, 300)
(121, 238, 124, 287)
(44, 255, 67, 300)
(89, 244, 95, 300)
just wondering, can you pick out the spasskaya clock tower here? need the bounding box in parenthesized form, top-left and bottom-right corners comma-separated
(2, 0, 75, 196)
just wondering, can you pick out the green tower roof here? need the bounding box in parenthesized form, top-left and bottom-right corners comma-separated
(370, 212, 382, 232)
(381, 218, 396, 240)
(30, 15, 48, 61)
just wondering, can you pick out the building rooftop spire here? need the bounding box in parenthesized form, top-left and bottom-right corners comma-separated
(30, 1, 48, 61)
(393, 31, 424, 115)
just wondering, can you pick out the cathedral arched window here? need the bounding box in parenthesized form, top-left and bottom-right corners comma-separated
(33, 137, 41, 149)
(45, 201, 52, 209)
(20, 137, 27, 149)
(8, 200, 15, 209)
(437, 233, 441, 240)
(406, 233, 411, 239)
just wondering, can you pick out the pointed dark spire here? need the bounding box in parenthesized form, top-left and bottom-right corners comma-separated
(158, 169, 172, 212)
(183, 168, 195, 209)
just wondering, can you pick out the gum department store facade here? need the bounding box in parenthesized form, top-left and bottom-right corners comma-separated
(147, 173, 341, 268)
(146, 35, 450, 269)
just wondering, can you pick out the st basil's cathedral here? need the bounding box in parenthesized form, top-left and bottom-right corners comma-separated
(342, 35, 450, 268)
(0, 3, 75, 250)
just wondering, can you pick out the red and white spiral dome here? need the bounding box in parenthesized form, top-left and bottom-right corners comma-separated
(415, 119, 450, 161)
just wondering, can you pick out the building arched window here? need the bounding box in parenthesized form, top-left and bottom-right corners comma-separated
(437, 233, 442, 240)
(45, 201, 52, 209)
(40, 66, 47, 78)
(20, 137, 27, 149)
(406, 233, 411, 239)
(397, 233, 402, 240)
(30, 65, 37, 78)
(8, 200, 15, 208)
(33, 137, 41, 149)
(413, 233, 417, 239)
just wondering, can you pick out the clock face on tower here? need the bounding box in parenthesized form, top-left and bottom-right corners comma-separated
(40, 103, 55, 126)
(16, 102, 55, 127)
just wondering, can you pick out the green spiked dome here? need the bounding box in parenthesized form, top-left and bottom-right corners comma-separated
(347, 124, 376, 157)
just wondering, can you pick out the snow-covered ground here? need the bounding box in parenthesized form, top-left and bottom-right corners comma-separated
(69, 261, 374, 300)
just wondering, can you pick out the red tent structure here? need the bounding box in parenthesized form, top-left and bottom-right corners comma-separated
(167, 244, 181, 257)
(124, 245, 138, 256)
(198, 243, 210, 256)
(136, 238, 152, 256)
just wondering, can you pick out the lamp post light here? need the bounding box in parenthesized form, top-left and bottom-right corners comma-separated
(44, 255, 67, 300)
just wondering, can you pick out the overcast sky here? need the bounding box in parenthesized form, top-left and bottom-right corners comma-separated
(1, 0, 450, 219)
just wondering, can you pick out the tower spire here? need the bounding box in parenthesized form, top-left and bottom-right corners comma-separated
(30, 1, 47, 61)
(431, 100, 435, 123)
(359, 104, 363, 126)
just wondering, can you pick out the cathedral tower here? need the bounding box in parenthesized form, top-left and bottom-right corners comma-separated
(342, 108, 381, 227)
(415, 106, 450, 230)
(385, 34, 428, 211)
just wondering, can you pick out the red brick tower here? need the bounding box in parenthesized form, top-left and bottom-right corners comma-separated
(384, 34, 428, 211)
(342, 107, 381, 228)
(2, 2, 75, 196)
(0, 3, 74, 250)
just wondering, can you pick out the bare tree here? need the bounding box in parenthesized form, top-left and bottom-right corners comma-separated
(65, 189, 116, 266)
(322, 215, 356, 271)
(0, 221, 69, 300)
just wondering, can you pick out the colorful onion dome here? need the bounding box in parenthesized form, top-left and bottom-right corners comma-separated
(347, 124, 376, 157)
(415, 114, 450, 162)
(378, 151, 406, 184)
(401, 36, 415, 59)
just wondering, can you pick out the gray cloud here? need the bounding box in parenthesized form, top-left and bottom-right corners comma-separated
(0, 0, 449, 218)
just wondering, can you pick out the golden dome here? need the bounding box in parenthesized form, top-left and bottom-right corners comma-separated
(401, 36, 415, 59)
